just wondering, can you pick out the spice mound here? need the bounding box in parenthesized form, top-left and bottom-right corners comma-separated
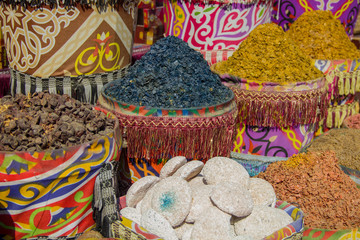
(214, 23, 323, 83)
(258, 151, 360, 230)
(343, 113, 360, 129)
(0, 92, 115, 152)
(287, 10, 360, 60)
(307, 128, 360, 171)
(104, 36, 232, 109)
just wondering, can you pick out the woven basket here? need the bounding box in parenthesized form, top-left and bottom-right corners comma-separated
(108, 196, 305, 240)
(98, 82, 238, 181)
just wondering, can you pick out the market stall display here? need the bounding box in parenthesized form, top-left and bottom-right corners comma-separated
(105, 156, 304, 239)
(271, 0, 360, 36)
(99, 36, 238, 180)
(212, 23, 328, 158)
(258, 151, 360, 239)
(0, 93, 122, 239)
(287, 10, 360, 132)
(0, 0, 137, 104)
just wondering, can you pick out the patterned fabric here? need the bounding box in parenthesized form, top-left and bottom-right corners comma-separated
(271, 0, 360, 36)
(0, 109, 121, 239)
(0, 3, 136, 78)
(111, 218, 163, 240)
(314, 60, 360, 101)
(232, 123, 316, 158)
(199, 49, 235, 66)
(303, 227, 360, 239)
(164, 0, 272, 50)
(214, 68, 329, 128)
(10, 66, 128, 104)
(98, 90, 235, 117)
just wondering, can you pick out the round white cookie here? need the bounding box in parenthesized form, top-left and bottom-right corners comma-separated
(173, 160, 204, 181)
(188, 176, 206, 189)
(249, 178, 277, 207)
(234, 205, 293, 239)
(141, 209, 178, 240)
(186, 184, 214, 223)
(151, 176, 192, 227)
(182, 227, 193, 240)
(191, 206, 232, 240)
(120, 207, 142, 225)
(126, 176, 160, 207)
(210, 182, 253, 218)
(174, 222, 193, 240)
(202, 157, 250, 188)
(160, 156, 187, 179)
(141, 185, 156, 215)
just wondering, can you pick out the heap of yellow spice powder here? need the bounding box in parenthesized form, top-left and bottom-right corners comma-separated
(215, 23, 323, 83)
(287, 10, 360, 60)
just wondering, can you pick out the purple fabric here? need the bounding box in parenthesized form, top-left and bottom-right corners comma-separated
(0, 68, 10, 98)
(232, 124, 315, 158)
(271, 0, 360, 36)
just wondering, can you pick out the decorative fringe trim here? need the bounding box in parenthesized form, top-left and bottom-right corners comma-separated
(0, 0, 138, 12)
(326, 70, 360, 100)
(230, 85, 329, 128)
(108, 106, 238, 162)
(181, 0, 270, 6)
(326, 101, 359, 128)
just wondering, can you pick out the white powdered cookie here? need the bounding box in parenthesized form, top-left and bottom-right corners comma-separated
(182, 227, 193, 240)
(173, 160, 204, 181)
(141, 209, 178, 240)
(188, 176, 206, 189)
(136, 200, 143, 212)
(141, 186, 156, 215)
(186, 184, 214, 223)
(174, 222, 193, 239)
(126, 176, 160, 207)
(232, 235, 255, 240)
(203, 157, 250, 188)
(160, 156, 187, 179)
(234, 206, 293, 240)
(249, 178, 277, 207)
(210, 182, 253, 218)
(151, 176, 192, 227)
(120, 207, 142, 225)
(191, 206, 232, 240)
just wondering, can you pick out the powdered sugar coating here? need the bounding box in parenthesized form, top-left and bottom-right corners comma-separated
(151, 176, 192, 227)
(174, 222, 193, 239)
(234, 205, 293, 239)
(160, 156, 187, 179)
(173, 160, 204, 181)
(186, 184, 214, 223)
(210, 182, 253, 218)
(126, 176, 160, 207)
(249, 178, 277, 207)
(141, 186, 156, 215)
(141, 209, 178, 240)
(203, 157, 250, 188)
(191, 206, 232, 240)
(188, 176, 206, 189)
(120, 207, 142, 225)
(182, 227, 193, 240)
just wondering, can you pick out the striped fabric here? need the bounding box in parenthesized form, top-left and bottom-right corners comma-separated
(10, 66, 129, 104)
(199, 50, 235, 66)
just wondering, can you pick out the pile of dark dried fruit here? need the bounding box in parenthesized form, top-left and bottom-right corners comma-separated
(104, 36, 232, 108)
(0, 92, 115, 152)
